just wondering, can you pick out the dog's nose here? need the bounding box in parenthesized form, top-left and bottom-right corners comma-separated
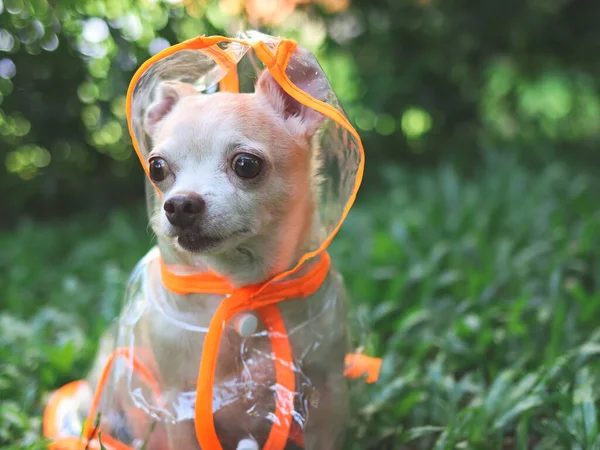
(164, 194, 205, 228)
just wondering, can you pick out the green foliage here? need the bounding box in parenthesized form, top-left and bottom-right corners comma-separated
(2, 155, 600, 448)
(335, 155, 600, 449)
(0, 209, 149, 448)
(343, 0, 600, 175)
(2, 0, 600, 448)
(2, 0, 600, 222)
(0, 0, 223, 222)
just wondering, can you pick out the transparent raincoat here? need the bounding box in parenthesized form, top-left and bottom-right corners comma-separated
(43, 31, 380, 450)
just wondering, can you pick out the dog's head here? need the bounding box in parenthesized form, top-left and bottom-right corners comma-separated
(144, 52, 328, 281)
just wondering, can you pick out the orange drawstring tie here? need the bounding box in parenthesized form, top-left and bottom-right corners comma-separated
(189, 252, 331, 450)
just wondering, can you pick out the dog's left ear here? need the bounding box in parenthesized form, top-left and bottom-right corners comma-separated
(144, 80, 197, 137)
(256, 48, 329, 138)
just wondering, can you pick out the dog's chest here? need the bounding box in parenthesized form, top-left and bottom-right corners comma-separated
(122, 265, 348, 420)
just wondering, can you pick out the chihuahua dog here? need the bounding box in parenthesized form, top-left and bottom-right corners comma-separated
(93, 49, 350, 450)
(145, 62, 324, 287)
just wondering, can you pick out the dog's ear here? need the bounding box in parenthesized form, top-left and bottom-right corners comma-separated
(144, 81, 196, 137)
(256, 48, 329, 138)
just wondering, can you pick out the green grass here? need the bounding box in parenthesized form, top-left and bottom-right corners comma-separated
(2, 154, 600, 449)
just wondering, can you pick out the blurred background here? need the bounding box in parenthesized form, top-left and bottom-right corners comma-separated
(2, 0, 600, 449)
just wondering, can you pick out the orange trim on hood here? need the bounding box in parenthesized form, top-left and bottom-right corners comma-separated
(125, 34, 365, 286)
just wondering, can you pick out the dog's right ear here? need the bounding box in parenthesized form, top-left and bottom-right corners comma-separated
(255, 47, 329, 139)
(144, 81, 196, 137)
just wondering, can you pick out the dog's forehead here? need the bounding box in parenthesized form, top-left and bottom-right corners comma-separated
(154, 93, 292, 165)
(175, 96, 241, 136)
(164, 94, 277, 146)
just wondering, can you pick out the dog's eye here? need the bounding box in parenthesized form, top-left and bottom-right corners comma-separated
(232, 153, 263, 179)
(149, 157, 168, 182)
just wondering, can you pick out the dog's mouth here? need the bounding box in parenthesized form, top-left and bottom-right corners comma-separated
(176, 229, 249, 253)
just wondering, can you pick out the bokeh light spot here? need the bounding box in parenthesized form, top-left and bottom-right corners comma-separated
(41, 33, 59, 52)
(220, 0, 243, 15)
(92, 120, 123, 146)
(178, 17, 206, 40)
(83, 18, 109, 43)
(401, 107, 432, 139)
(206, 0, 232, 29)
(0, 59, 16, 79)
(81, 105, 101, 129)
(110, 96, 126, 118)
(148, 37, 170, 55)
(78, 81, 99, 104)
(120, 14, 143, 41)
(5, 0, 23, 15)
(0, 77, 14, 95)
(355, 108, 376, 131)
(13, 114, 30, 136)
(0, 29, 15, 52)
(5, 144, 51, 178)
(89, 57, 111, 78)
